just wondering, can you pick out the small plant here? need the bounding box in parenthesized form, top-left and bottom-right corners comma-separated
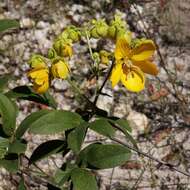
(0, 15, 159, 189)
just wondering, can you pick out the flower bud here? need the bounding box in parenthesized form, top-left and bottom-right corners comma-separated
(60, 27, 81, 43)
(99, 50, 110, 65)
(92, 52, 100, 64)
(96, 24, 108, 37)
(108, 14, 128, 40)
(51, 58, 69, 79)
(90, 19, 108, 38)
(48, 48, 57, 59)
(28, 54, 46, 68)
(108, 25, 117, 39)
(53, 39, 73, 58)
(90, 27, 100, 38)
(68, 29, 81, 42)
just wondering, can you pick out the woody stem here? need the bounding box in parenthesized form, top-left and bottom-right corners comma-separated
(93, 59, 115, 105)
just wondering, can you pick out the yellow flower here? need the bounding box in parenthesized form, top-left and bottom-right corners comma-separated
(28, 67, 49, 94)
(51, 59, 69, 79)
(110, 36, 158, 92)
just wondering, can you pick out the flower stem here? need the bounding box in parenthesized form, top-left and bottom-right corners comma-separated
(93, 59, 115, 105)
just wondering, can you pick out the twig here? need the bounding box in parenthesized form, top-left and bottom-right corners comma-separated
(111, 137, 190, 177)
(85, 30, 95, 62)
(93, 60, 115, 105)
(23, 155, 52, 179)
(109, 168, 115, 190)
(130, 161, 149, 190)
(136, 183, 190, 189)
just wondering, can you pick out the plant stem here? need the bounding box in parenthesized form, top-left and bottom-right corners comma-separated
(111, 137, 190, 177)
(93, 60, 115, 105)
(85, 30, 94, 62)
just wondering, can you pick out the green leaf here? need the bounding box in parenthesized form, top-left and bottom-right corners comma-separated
(0, 74, 13, 92)
(115, 119, 132, 133)
(6, 86, 55, 107)
(89, 119, 115, 138)
(0, 125, 9, 139)
(18, 178, 26, 190)
(71, 168, 98, 190)
(0, 156, 18, 173)
(54, 169, 71, 186)
(43, 91, 57, 109)
(15, 109, 51, 138)
(0, 137, 9, 159)
(0, 93, 16, 136)
(8, 140, 27, 154)
(29, 110, 83, 135)
(0, 19, 19, 32)
(109, 119, 137, 149)
(79, 144, 131, 169)
(29, 140, 66, 164)
(67, 122, 88, 154)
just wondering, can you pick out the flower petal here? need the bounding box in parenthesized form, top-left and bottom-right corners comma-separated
(57, 62, 69, 79)
(131, 40, 156, 61)
(33, 81, 49, 94)
(28, 68, 48, 79)
(114, 37, 130, 60)
(133, 60, 159, 76)
(110, 62, 122, 88)
(121, 67, 145, 92)
(35, 76, 48, 85)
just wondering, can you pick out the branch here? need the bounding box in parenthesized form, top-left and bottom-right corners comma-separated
(111, 137, 190, 177)
(93, 60, 115, 105)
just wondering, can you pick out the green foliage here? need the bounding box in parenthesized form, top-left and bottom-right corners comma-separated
(15, 109, 51, 138)
(89, 118, 116, 138)
(0, 74, 13, 92)
(67, 122, 88, 154)
(0, 14, 145, 190)
(8, 140, 27, 154)
(110, 119, 138, 149)
(0, 137, 9, 159)
(114, 119, 132, 133)
(6, 86, 57, 108)
(78, 143, 131, 169)
(71, 168, 98, 190)
(0, 19, 19, 32)
(0, 155, 19, 173)
(0, 93, 16, 136)
(29, 140, 67, 164)
(28, 110, 83, 134)
(54, 169, 72, 187)
(18, 178, 26, 190)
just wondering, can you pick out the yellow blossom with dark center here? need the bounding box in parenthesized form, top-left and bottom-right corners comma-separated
(110, 36, 159, 92)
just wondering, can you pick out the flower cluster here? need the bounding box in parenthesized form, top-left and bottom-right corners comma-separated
(27, 27, 80, 93)
(27, 14, 158, 94)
